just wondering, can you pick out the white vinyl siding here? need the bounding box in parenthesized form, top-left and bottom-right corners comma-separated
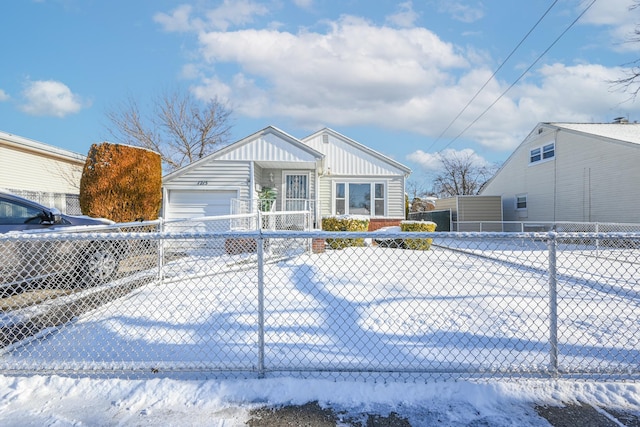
(306, 131, 409, 220)
(482, 124, 640, 223)
(0, 145, 83, 194)
(554, 133, 639, 223)
(164, 161, 251, 199)
(304, 132, 408, 176)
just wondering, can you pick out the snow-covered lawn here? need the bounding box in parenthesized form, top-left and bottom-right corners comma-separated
(0, 242, 638, 425)
(1, 243, 637, 375)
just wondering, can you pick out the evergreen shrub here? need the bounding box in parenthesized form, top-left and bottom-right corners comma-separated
(400, 220, 437, 250)
(80, 143, 162, 223)
(322, 215, 370, 249)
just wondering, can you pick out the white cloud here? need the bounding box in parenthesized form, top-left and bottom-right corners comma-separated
(155, 1, 269, 32)
(292, 0, 313, 10)
(407, 148, 489, 172)
(386, 1, 419, 28)
(193, 16, 468, 119)
(154, 4, 196, 33)
(172, 9, 640, 154)
(0, 89, 9, 102)
(19, 80, 85, 117)
(438, 1, 484, 24)
(580, 0, 640, 51)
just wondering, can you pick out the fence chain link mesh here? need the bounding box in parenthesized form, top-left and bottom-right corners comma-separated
(0, 219, 638, 381)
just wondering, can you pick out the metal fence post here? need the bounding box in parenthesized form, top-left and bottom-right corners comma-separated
(548, 232, 559, 376)
(158, 217, 164, 285)
(257, 230, 265, 378)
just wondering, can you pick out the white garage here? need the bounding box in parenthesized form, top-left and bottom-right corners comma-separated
(164, 189, 238, 234)
(165, 190, 236, 220)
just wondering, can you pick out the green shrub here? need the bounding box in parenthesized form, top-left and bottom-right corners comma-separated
(322, 216, 370, 249)
(400, 220, 436, 250)
(80, 143, 162, 223)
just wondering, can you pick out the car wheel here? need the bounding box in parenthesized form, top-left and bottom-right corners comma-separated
(80, 243, 119, 286)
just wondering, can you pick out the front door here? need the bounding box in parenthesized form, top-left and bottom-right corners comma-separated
(284, 173, 309, 211)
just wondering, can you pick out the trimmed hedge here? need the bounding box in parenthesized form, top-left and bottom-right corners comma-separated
(322, 215, 370, 249)
(80, 143, 162, 223)
(400, 220, 437, 250)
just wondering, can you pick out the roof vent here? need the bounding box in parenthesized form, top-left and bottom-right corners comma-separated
(322, 134, 329, 144)
(613, 116, 629, 124)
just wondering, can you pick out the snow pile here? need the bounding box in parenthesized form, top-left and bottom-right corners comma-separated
(0, 375, 639, 426)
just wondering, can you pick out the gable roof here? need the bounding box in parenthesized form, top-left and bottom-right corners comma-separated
(481, 121, 640, 194)
(302, 128, 412, 176)
(0, 130, 85, 163)
(164, 126, 325, 181)
(547, 122, 640, 145)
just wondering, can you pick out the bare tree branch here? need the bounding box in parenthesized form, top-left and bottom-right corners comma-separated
(610, 1, 640, 99)
(105, 89, 233, 172)
(431, 151, 498, 197)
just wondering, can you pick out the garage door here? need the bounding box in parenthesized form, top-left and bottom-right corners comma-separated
(165, 190, 237, 235)
(166, 190, 236, 220)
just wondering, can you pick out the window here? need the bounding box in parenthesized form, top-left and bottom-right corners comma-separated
(334, 182, 385, 216)
(335, 183, 346, 215)
(530, 142, 555, 164)
(542, 143, 554, 160)
(0, 199, 43, 225)
(516, 194, 527, 210)
(530, 148, 541, 163)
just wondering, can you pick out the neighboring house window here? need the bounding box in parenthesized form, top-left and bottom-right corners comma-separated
(516, 194, 527, 210)
(530, 142, 555, 164)
(334, 182, 386, 216)
(542, 143, 554, 160)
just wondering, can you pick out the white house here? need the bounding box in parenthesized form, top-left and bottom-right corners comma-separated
(0, 130, 86, 214)
(480, 121, 640, 224)
(162, 126, 411, 230)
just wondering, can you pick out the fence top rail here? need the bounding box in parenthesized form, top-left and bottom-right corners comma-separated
(455, 220, 640, 227)
(3, 228, 639, 241)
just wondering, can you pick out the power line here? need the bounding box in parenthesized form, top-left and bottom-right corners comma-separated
(438, 0, 597, 153)
(441, 0, 596, 151)
(426, 0, 559, 152)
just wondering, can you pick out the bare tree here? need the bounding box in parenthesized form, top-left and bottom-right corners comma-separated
(431, 151, 498, 197)
(611, 1, 640, 98)
(105, 89, 233, 171)
(406, 178, 436, 212)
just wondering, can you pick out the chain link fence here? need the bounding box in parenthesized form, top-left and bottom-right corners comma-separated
(0, 222, 638, 381)
(5, 189, 81, 215)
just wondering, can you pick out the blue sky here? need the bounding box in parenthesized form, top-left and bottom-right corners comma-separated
(2, 0, 640, 182)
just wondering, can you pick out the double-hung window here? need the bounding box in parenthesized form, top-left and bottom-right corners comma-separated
(334, 182, 386, 216)
(542, 143, 554, 160)
(530, 142, 555, 164)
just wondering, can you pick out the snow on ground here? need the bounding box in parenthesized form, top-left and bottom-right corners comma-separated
(0, 375, 639, 425)
(0, 241, 639, 425)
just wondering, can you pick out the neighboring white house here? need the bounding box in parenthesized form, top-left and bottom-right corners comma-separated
(162, 126, 411, 230)
(0, 130, 86, 214)
(480, 121, 640, 224)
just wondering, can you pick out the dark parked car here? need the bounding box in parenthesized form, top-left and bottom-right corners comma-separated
(0, 191, 123, 293)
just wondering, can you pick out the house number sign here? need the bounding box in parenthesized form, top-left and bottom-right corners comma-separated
(196, 181, 208, 185)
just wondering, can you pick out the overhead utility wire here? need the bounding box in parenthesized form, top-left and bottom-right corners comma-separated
(426, 0, 559, 152)
(438, 0, 597, 152)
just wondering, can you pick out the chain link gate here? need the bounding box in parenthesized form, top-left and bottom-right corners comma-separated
(0, 225, 638, 381)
